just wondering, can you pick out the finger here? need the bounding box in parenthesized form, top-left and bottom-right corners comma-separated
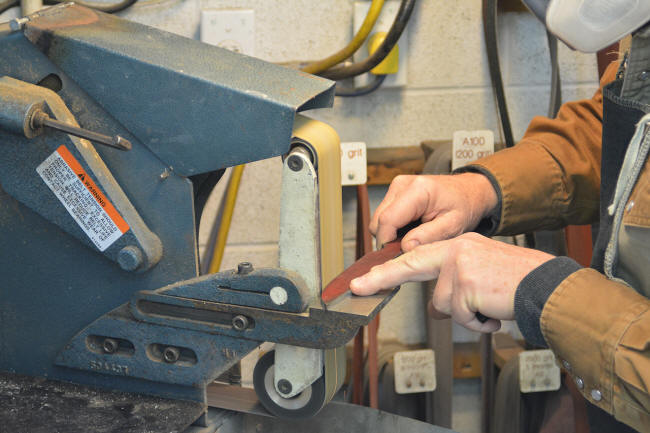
(350, 242, 449, 296)
(369, 177, 412, 235)
(374, 188, 432, 247)
(461, 317, 501, 333)
(401, 213, 463, 251)
(427, 301, 451, 320)
(428, 253, 454, 316)
(449, 274, 501, 333)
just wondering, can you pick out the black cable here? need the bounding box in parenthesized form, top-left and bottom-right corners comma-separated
(335, 73, 386, 97)
(0, 0, 18, 14)
(547, 31, 562, 118)
(483, 0, 538, 248)
(43, 0, 138, 13)
(320, 0, 416, 81)
(482, 0, 515, 149)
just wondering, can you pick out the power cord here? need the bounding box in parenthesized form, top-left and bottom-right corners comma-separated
(319, 0, 416, 80)
(335, 74, 386, 97)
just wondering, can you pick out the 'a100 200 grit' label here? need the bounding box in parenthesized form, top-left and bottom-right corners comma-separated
(36, 145, 129, 251)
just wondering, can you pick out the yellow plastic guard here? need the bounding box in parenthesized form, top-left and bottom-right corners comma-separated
(368, 32, 399, 75)
(291, 115, 344, 288)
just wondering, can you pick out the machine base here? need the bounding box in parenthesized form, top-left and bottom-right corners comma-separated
(0, 373, 457, 433)
(0, 372, 203, 433)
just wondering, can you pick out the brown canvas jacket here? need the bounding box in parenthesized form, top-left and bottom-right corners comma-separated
(469, 62, 650, 431)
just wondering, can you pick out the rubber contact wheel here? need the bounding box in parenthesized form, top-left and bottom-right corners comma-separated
(253, 350, 327, 418)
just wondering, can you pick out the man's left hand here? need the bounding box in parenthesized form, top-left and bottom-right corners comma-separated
(350, 233, 554, 332)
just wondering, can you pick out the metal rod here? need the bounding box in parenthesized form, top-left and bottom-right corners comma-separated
(32, 110, 131, 151)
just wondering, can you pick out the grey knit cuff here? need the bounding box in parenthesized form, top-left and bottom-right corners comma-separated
(514, 257, 582, 347)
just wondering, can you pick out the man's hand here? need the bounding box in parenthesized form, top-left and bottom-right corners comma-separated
(350, 233, 554, 332)
(371, 173, 498, 251)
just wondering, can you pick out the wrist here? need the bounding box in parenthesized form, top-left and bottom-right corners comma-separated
(455, 172, 499, 224)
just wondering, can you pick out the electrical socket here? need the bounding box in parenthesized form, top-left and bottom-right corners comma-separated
(200, 9, 255, 56)
(353, 1, 409, 88)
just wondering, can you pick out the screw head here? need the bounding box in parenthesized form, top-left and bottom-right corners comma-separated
(118, 246, 143, 272)
(237, 262, 253, 275)
(163, 346, 180, 364)
(277, 379, 292, 395)
(102, 338, 118, 354)
(287, 155, 303, 172)
(232, 315, 249, 331)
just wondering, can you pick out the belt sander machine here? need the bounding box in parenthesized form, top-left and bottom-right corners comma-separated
(0, 3, 401, 429)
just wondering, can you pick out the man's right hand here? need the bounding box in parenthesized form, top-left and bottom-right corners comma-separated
(370, 173, 499, 251)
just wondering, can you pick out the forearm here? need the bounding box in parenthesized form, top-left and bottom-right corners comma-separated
(460, 63, 619, 236)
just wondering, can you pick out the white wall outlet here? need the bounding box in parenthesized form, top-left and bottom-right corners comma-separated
(201, 9, 255, 56)
(354, 1, 409, 88)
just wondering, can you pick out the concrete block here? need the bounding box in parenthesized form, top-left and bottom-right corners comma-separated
(499, 12, 598, 87)
(406, 0, 492, 89)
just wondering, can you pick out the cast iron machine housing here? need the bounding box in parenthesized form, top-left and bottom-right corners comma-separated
(0, 3, 397, 426)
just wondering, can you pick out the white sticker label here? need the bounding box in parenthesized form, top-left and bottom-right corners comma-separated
(341, 142, 367, 186)
(519, 349, 561, 393)
(394, 349, 436, 394)
(36, 145, 129, 252)
(451, 130, 495, 171)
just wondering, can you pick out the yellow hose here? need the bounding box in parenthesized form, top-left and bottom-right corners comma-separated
(301, 0, 385, 75)
(208, 164, 245, 274)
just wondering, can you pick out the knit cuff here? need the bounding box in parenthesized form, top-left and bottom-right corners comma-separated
(514, 257, 582, 347)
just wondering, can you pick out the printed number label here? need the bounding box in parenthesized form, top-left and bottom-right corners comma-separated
(519, 349, 561, 393)
(341, 142, 367, 186)
(394, 349, 436, 394)
(452, 130, 495, 171)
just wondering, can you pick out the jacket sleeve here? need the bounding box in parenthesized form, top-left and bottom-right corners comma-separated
(465, 62, 619, 235)
(541, 268, 650, 431)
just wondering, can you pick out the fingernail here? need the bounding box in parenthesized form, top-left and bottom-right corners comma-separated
(405, 240, 420, 250)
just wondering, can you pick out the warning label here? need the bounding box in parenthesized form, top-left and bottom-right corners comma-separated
(37, 145, 129, 251)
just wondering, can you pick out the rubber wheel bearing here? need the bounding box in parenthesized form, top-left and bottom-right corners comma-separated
(253, 350, 327, 419)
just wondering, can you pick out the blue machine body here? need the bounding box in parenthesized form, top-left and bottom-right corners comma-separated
(0, 4, 336, 406)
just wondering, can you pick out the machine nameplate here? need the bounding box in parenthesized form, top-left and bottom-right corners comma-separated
(89, 360, 130, 375)
(36, 145, 129, 251)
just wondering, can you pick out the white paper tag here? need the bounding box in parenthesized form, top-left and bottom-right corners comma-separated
(37, 145, 129, 252)
(519, 349, 561, 393)
(394, 349, 436, 394)
(451, 130, 495, 171)
(340, 142, 367, 186)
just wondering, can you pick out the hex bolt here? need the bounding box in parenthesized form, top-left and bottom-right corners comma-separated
(287, 155, 303, 172)
(163, 346, 180, 364)
(237, 262, 253, 275)
(102, 338, 119, 354)
(118, 246, 143, 272)
(232, 315, 249, 331)
(277, 379, 292, 395)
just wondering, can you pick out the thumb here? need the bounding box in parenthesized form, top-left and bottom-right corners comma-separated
(401, 213, 464, 251)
